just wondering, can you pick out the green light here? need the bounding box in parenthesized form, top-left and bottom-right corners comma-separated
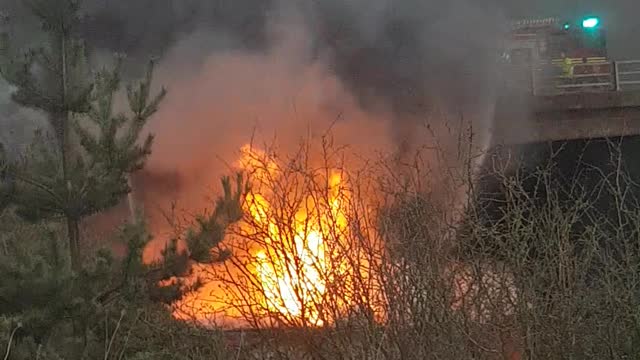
(582, 17, 599, 28)
(563, 23, 571, 30)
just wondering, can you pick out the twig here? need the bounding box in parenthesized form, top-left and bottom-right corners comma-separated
(104, 310, 125, 360)
(3, 323, 21, 360)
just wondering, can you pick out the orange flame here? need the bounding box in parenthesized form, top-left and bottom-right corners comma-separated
(239, 145, 351, 326)
(166, 144, 381, 328)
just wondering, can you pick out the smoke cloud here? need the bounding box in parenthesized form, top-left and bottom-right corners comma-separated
(126, 0, 507, 260)
(136, 4, 394, 259)
(12, 0, 637, 257)
(0, 0, 508, 255)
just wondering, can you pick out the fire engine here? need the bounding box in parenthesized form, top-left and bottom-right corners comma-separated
(503, 15, 613, 94)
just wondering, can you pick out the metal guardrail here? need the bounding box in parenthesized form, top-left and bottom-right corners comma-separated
(501, 60, 640, 96)
(615, 60, 640, 91)
(532, 60, 640, 95)
(532, 62, 615, 95)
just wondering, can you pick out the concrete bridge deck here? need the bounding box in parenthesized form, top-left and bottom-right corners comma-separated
(492, 90, 640, 145)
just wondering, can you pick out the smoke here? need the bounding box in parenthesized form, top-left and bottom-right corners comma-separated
(0, 83, 47, 158)
(135, 0, 509, 152)
(136, 5, 392, 260)
(0, 0, 515, 259)
(129, 0, 507, 260)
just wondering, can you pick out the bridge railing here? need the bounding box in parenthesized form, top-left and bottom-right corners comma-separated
(499, 60, 640, 96)
(532, 62, 615, 95)
(615, 60, 640, 91)
(525, 60, 640, 95)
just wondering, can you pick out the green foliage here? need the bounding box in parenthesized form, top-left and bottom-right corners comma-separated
(0, 3, 240, 358)
(0, 143, 12, 211)
(75, 58, 165, 175)
(186, 173, 247, 263)
(0, 213, 232, 360)
(0, 0, 165, 270)
(4, 59, 164, 222)
(0, 166, 246, 359)
(0, 2, 249, 360)
(0, 0, 91, 119)
(142, 174, 247, 304)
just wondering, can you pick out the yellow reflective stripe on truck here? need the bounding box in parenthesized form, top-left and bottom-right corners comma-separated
(551, 57, 607, 65)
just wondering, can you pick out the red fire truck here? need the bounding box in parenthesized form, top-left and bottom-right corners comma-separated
(503, 16, 612, 94)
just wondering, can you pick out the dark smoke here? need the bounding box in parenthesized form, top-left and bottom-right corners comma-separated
(78, 0, 506, 124)
(124, 0, 506, 259)
(3, 0, 638, 144)
(3, 0, 639, 258)
(80, 0, 273, 59)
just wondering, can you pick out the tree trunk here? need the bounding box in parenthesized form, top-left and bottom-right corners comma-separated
(52, 107, 80, 270)
(67, 216, 80, 271)
(57, 31, 82, 271)
(53, 108, 80, 270)
(126, 175, 136, 222)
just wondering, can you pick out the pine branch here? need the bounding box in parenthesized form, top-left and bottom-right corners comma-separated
(25, 0, 81, 34)
(0, 144, 12, 211)
(127, 60, 167, 123)
(185, 173, 247, 264)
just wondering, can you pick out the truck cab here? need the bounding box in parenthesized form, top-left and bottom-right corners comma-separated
(502, 16, 613, 95)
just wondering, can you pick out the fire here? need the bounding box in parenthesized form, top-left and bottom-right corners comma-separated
(239, 145, 350, 326)
(166, 143, 380, 328)
(159, 142, 513, 333)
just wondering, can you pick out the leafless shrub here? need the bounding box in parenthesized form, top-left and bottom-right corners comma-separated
(202, 136, 386, 331)
(172, 132, 640, 360)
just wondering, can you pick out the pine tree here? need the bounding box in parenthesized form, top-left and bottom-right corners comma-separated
(0, 0, 165, 271)
(185, 173, 246, 263)
(0, 189, 244, 359)
(0, 2, 248, 358)
(0, 143, 11, 211)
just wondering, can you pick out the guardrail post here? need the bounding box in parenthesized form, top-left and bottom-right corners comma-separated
(531, 65, 537, 96)
(614, 61, 621, 91)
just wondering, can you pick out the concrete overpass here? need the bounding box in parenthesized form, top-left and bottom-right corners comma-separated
(472, 61, 640, 260)
(492, 90, 640, 145)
